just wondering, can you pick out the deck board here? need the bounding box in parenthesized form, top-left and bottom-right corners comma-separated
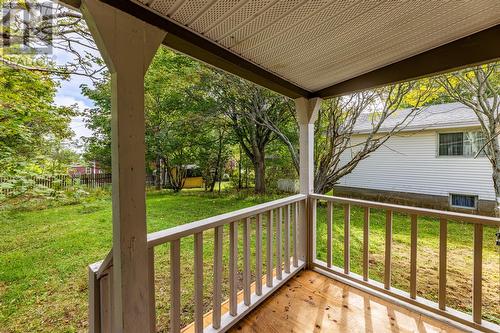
(227, 270, 465, 333)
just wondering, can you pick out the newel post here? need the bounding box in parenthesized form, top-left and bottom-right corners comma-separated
(295, 97, 322, 269)
(81, 1, 166, 331)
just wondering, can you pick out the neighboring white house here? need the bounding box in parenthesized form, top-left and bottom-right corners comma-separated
(336, 101, 495, 215)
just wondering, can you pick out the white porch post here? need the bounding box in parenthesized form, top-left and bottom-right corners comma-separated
(295, 97, 322, 268)
(81, 1, 166, 331)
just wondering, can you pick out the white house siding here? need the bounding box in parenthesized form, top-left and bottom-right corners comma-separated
(338, 128, 495, 201)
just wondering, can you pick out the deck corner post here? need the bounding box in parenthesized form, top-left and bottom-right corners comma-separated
(80, 1, 166, 331)
(295, 97, 322, 269)
(88, 265, 101, 333)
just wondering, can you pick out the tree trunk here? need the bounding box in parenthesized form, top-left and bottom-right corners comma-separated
(490, 137, 500, 217)
(209, 174, 216, 192)
(218, 174, 222, 194)
(238, 145, 242, 190)
(253, 149, 266, 194)
(210, 133, 224, 193)
(314, 172, 329, 195)
(161, 158, 168, 188)
(155, 154, 161, 190)
(168, 166, 186, 192)
(245, 164, 249, 189)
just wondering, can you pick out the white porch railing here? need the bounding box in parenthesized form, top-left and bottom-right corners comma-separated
(89, 194, 307, 333)
(309, 194, 500, 333)
(89, 193, 499, 333)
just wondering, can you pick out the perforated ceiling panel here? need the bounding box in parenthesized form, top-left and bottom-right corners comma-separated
(139, 0, 500, 92)
(150, 0, 179, 15)
(189, 0, 242, 32)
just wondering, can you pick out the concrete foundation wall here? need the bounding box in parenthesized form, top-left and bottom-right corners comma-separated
(333, 186, 496, 217)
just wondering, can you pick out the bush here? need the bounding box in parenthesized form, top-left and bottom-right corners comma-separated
(0, 172, 110, 211)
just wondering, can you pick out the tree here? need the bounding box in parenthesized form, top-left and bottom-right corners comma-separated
(41, 138, 79, 175)
(81, 48, 221, 192)
(1, 1, 103, 80)
(0, 63, 76, 173)
(254, 81, 430, 194)
(0, 60, 77, 206)
(196, 119, 232, 193)
(436, 62, 500, 214)
(202, 71, 293, 194)
(80, 77, 112, 171)
(145, 48, 218, 192)
(312, 84, 429, 194)
(146, 49, 194, 190)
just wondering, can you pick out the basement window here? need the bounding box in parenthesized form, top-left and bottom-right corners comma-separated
(449, 194, 477, 209)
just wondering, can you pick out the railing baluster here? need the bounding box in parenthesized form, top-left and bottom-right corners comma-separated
(344, 204, 350, 274)
(148, 247, 156, 333)
(276, 208, 282, 280)
(293, 202, 298, 267)
(311, 198, 317, 266)
(327, 201, 333, 268)
(384, 210, 392, 289)
(229, 222, 238, 316)
(266, 210, 274, 287)
(284, 205, 291, 274)
(170, 239, 181, 333)
(362, 207, 370, 281)
(212, 226, 223, 329)
(473, 223, 483, 323)
(194, 232, 203, 333)
(410, 214, 418, 299)
(256, 214, 263, 296)
(439, 218, 447, 310)
(243, 218, 251, 306)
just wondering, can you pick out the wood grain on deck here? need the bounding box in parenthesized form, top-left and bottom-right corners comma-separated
(228, 270, 465, 333)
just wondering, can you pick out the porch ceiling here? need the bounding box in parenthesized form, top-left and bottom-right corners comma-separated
(64, 0, 500, 98)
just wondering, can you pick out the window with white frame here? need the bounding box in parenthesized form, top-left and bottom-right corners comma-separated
(438, 131, 486, 157)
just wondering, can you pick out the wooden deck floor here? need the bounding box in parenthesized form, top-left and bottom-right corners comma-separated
(226, 270, 465, 333)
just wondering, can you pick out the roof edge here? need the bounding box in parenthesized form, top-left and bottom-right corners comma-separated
(353, 121, 481, 135)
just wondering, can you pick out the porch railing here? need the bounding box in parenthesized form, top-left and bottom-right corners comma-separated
(89, 194, 307, 333)
(89, 193, 499, 333)
(310, 194, 500, 333)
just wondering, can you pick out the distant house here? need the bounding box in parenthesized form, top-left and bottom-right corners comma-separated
(337, 101, 495, 215)
(68, 161, 104, 176)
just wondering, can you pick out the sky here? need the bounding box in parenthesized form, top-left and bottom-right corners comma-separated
(52, 46, 95, 142)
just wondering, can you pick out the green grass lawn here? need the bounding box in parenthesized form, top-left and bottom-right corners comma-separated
(0, 190, 498, 332)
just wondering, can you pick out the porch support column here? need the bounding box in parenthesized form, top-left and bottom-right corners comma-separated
(81, 1, 166, 331)
(295, 97, 322, 268)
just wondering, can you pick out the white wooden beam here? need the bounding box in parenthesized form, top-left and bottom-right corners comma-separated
(81, 1, 166, 331)
(295, 97, 321, 267)
(296, 97, 321, 195)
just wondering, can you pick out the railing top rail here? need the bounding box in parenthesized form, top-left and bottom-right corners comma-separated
(147, 194, 307, 248)
(95, 249, 113, 278)
(310, 193, 500, 226)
